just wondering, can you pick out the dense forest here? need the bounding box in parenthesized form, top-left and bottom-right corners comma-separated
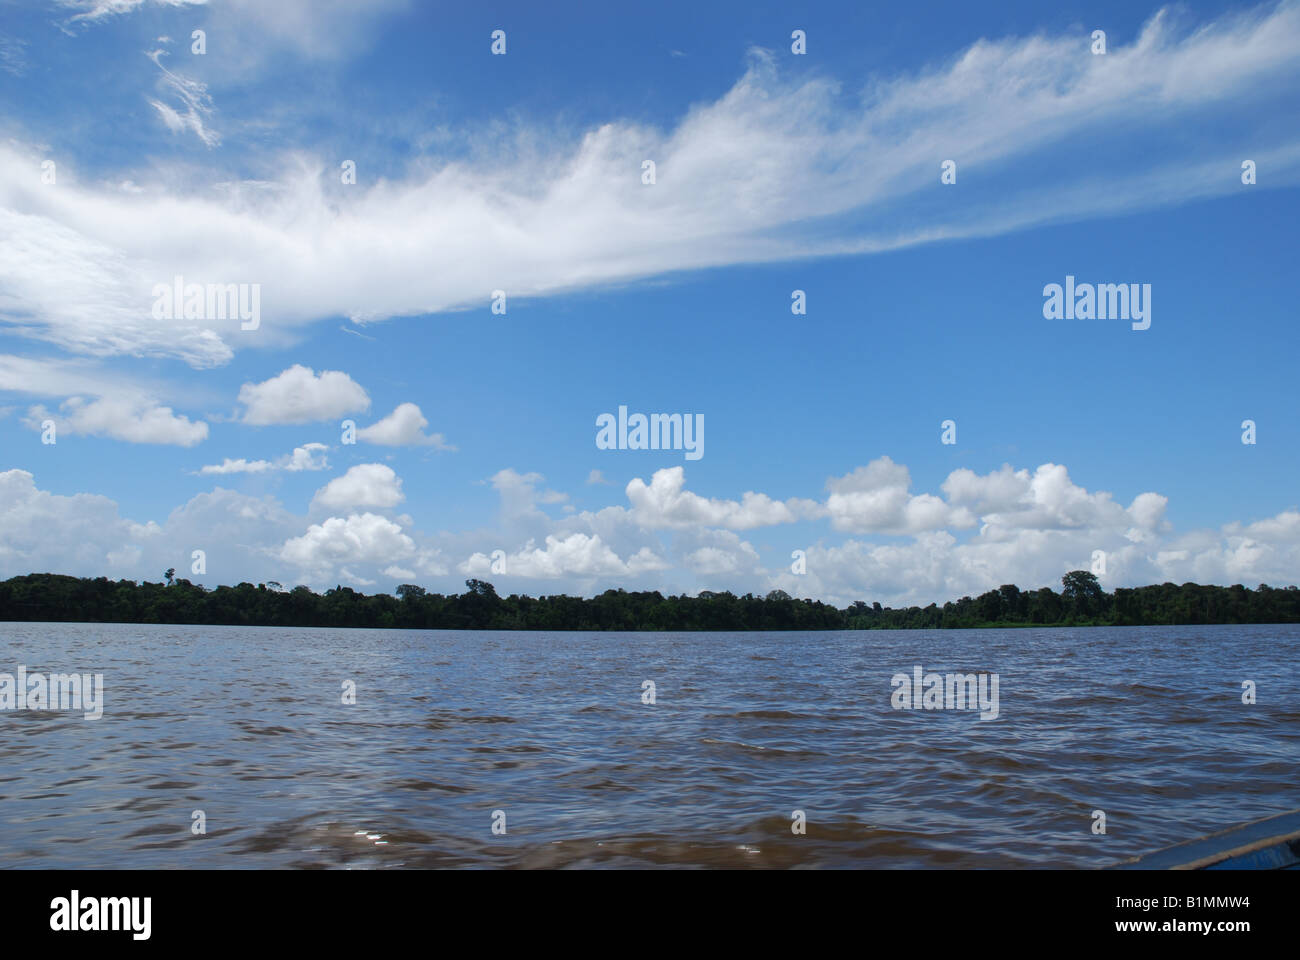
(1, 570, 1298, 631)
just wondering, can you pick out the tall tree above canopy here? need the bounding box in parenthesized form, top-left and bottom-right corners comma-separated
(1061, 570, 1104, 616)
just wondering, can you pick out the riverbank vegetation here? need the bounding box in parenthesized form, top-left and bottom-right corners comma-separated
(1, 571, 1298, 630)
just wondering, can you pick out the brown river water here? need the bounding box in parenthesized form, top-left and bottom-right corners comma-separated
(1, 621, 1296, 868)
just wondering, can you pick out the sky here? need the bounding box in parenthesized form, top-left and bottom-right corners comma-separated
(0, 0, 1298, 606)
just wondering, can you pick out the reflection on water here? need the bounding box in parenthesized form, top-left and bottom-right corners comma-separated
(1, 622, 1296, 868)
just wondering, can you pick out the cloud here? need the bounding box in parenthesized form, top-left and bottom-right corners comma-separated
(0, 469, 146, 575)
(964, 464, 1156, 540)
(238, 365, 369, 425)
(280, 512, 415, 580)
(1, 354, 211, 448)
(461, 533, 669, 579)
(198, 442, 329, 475)
(57, 0, 404, 68)
(25, 395, 208, 446)
(58, 0, 208, 30)
(1129, 492, 1170, 532)
(488, 469, 568, 520)
(825, 457, 975, 534)
(357, 402, 451, 448)
(310, 463, 403, 511)
(678, 529, 763, 578)
(6, 3, 1299, 366)
(207, 0, 407, 64)
(942, 464, 1032, 513)
(0, 35, 27, 76)
(0, 355, 131, 397)
(626, 466, 817, 530)
(1, 454, 1297, 602)
(587, 469, 611, 485)
(0, 469, 301, 583)
(146, 48, 220, 148)
(198, 457, 275, 476)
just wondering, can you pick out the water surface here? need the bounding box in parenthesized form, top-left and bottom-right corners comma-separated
(1, 622, 1296, 868)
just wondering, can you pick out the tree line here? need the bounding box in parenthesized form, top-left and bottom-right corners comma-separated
(0, 570, 1298, 630)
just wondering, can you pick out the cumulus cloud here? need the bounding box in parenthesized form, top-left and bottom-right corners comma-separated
(678, 529, 763, 578)
(487, 469, 568, 521)
(26, 395, 208, 446)
(238, 365, 369, 425)
(825, 457, 975, 534)
(0, 469, 146, 575)
(1, 455, 1298, 603)
(198, 442, 329, 475)
(462, 533, 669, 579)
(357, 402, 451, 448)
(942, 464, 1031, 512)
(280, 512, 415, 580)
(627, 466, 816, 530)
(0, 469, 300, 583)
(310, 463, 403, 511)
(1129, 492, 1170, 531)
(6, 3, 1300, 366)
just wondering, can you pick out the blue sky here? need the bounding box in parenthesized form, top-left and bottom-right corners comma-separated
(1, 0, 1298, 605)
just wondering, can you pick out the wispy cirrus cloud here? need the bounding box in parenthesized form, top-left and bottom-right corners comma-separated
(3, 2, 1299, 368)
(145, 46, 220, 147)
(56, 0, 208, 35)
(0, 35, 28, 76)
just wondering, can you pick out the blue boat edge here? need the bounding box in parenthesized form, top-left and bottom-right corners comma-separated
(1112, 807, 1300, 870)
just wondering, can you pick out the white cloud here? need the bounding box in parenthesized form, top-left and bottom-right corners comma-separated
(1129, 491, 1170, 531)
(0, 469, 299, 583)
(310, 463, 403, 511)
(285, 442, 329, 471)
(199, 457, 274, 475)
(626, 466, 815, 530)
(679, 529, 763, 578)
(0, 35, 27, 76)
(280, 512, 415, 580)
(146, 48, 220, 148)
(59, 0, 404, 69)
(975, 464, 1137, 538)
(238, 364, 369, 425)
(6, 3, 1299, 367)
(414, 549, 449, 577)
(26, 395, 207, 446)
(462, 533, 669, 579)
(1, 354, 212, 448)
(0, 457, 1297, 602)
(0, 469, 142, 575)
(0, 355, 141, 397)
(488, 468, 568, 521)
(206, 0, 406, 65)
(825, 457, 974, 534)
(357, 402, 451, 448)
(199, 442, 328, 475)
(942, 464, 1031, 512)
(58, 0, 208, 29)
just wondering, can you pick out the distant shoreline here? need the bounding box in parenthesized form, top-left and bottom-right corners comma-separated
(2, 572, 1297, 632)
